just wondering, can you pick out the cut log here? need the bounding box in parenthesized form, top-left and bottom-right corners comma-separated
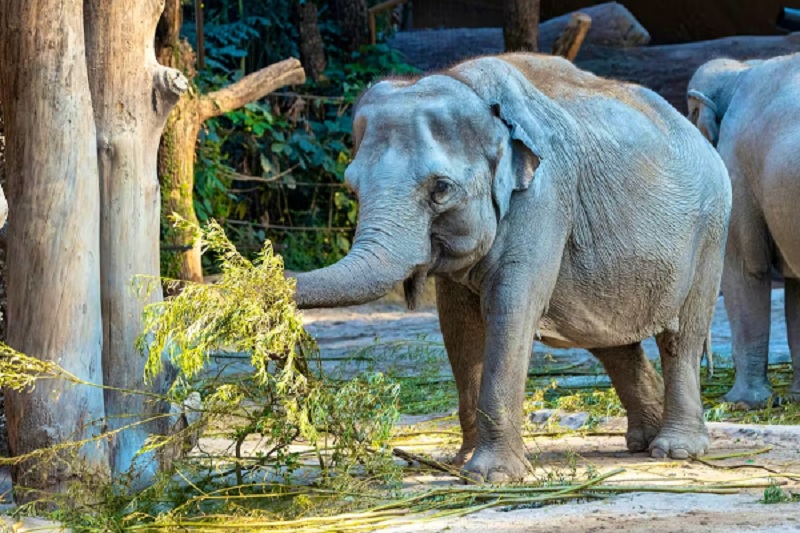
(84, 0, 188, 479)
(552, 12, 592, 61)
(0, 0, 109, 498)
(575, 34, 800, 113)
(387, 2, 650, 72)
(541, 2, 649, 49)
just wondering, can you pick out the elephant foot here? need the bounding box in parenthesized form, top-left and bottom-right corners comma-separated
(777, 384, 800, 404)
(722, 382, 773, 409)
(625, 415, 661, 453)
(451, 441, 475, 468)
(461, 443, 530, 483)
(649, 426, 709, 459)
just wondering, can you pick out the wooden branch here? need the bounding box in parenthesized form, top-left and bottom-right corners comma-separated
(198, 58, 306, 121)
(553, 12, 592, 62)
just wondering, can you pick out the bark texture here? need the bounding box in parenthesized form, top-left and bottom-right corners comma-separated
(84, 0, 188, 478)
(331, 0, 369, 53)
(297, 2, 328, 81)
(0, 0, 109, 497)
(503, 0, 540, 52)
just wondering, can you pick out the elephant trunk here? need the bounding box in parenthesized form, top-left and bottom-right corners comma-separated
(293, 207, 430, 309)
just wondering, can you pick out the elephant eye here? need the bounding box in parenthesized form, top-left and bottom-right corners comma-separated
(431, 178, 453, 204)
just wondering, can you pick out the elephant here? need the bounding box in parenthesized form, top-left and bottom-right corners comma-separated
(294, 53, 731, 482)
(687, 55, 800, 407)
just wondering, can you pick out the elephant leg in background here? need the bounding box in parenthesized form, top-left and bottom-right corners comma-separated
(784, 277, 800, 400)
(591, 343, 664, 453)
(650, 243, 721, 459)
(720, 183, 774, 407)
(436, 276, 485, 467)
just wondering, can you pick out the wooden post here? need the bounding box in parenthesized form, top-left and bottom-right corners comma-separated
(552, 12, 592, 62)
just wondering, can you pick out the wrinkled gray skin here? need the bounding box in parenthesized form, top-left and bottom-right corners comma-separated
(295, 54, 731, 482)
(687, 55, 800, 407)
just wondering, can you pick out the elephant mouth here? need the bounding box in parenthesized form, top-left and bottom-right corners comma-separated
(403, 267, 430, 310)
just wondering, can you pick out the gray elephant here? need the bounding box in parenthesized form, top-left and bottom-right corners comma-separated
(294, 53, 731, 482)
(687, 55, 800, 407)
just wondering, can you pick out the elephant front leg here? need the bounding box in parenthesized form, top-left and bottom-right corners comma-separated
(462, 304, 536, 483)
(436, 276, 485, 467)
(785, 277, 800, 401)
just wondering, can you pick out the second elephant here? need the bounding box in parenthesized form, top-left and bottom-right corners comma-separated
(688, 55, 800, 407)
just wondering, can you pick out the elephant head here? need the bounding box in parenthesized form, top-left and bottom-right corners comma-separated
(293, 59, 561, 310)
(686, 58, 759, 146)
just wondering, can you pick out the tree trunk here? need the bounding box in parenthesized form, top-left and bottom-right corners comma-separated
(0, 0, 109, 498)
(331, 0, 369, 53)
(84, 0, 188, 478)
(157, 0, 205, 284)
(504, 0, 540, 52)
(297, 2, 328, 81)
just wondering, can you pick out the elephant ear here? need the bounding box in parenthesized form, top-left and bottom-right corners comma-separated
(490, 102, 543, 219)
(687, 89, 720, 146)
(448, 57, 554, 220)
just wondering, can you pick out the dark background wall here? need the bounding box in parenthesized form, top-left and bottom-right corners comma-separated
(411, 0, 800, 43)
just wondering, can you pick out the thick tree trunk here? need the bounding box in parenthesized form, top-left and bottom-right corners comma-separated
(0, 0, 109, 498)
(504, 0, 540, 52)
(297, 2, 328, 81)
(84, 0, 188, 478)
(331, 0, 369, 53)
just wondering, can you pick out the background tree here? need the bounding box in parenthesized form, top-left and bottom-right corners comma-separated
(0, 0, 110, 495)
(156, 0, 305, 284)
(504, 0, 540, 52)
(296, 1, 328, 81)
(331, 0, 369, 53)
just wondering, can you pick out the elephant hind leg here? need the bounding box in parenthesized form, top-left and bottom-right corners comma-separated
(721, 186, 773, 407)
(650, 240, 723, 459)
(591, 343, 663, 453)
(436, 276, 485, 467)
(784, 277, 800, 400)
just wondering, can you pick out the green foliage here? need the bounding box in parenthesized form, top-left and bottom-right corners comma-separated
(183, 1, 418, 272)
(761, 479, 799, 504)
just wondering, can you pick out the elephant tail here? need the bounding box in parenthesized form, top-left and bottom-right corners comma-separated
(702, 331, 714, 381)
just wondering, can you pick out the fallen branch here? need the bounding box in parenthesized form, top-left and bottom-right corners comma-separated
(392, 447, 460, 475)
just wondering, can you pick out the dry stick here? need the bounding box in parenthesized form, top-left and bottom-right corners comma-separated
(392, 447, 460, 475)
(552, 12, 592, 62)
